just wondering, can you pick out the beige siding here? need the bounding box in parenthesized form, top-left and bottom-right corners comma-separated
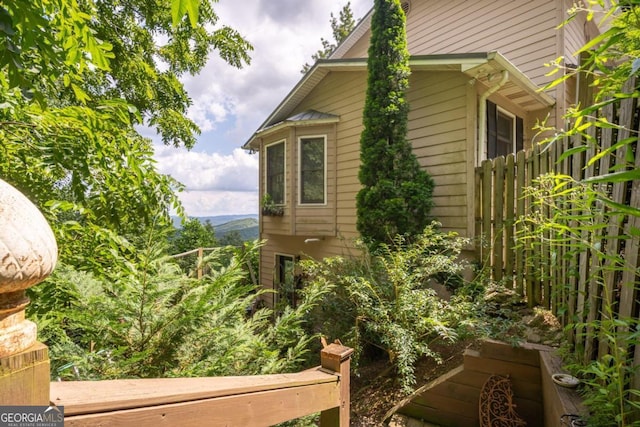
(255, 0, 601, 298)
(339, 0, 568, 131)
(408, 71, 470, 235)
(563, 2, 589, 66)
(292, 125, 337, 236)
(258, 233, 363, 306)
(406, 0, 557, 88)
(343, 0, 559, 87)
(298, 72, 368, 256)
(260, 125, 338, 237)
(341, 31, 370, 59)
(562, 0, 589, 118)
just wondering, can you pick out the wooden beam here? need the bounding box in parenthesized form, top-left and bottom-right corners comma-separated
(539, 350, 587, 426)
(62, 382, 339, 427)
(51, 369, 336, 416)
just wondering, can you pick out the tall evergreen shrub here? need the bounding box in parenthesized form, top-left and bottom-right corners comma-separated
(356, 0, 434, 249)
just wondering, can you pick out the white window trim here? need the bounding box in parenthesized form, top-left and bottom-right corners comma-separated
(264, 139, 286, 206)
(479, 106, 517, 164)
(297, 135, 327, 206)
(496, 106, 517, 154)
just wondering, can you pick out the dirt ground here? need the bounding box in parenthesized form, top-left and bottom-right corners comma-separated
(349, 340, 473, 426)
(348, 307, 563, 426)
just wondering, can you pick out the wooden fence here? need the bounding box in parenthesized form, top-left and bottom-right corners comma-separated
(475, 78, 640, 385)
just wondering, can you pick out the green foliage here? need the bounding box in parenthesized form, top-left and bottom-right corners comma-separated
(1, 0, 253, 147)
(301, 223, 478, 391)
(85, 0, 252, 148)
(169, 218, 218, 253)
(261, 193, 284, 216)
(30, 239, 324, 380)
(537, 3, 640, 424)
(356, 0, 434, 250)
(0, 81, 182, 271)
(168, 218, 218, 272)
(301, 2, 355, 73)
(218, 230, 244, 246)
(0, 0, 253, 273)
(517, 174, 640, 425)
(544, 2, 640, 216)
(0, 0, 114, 104)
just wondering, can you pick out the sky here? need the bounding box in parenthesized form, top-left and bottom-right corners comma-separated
(149, 0, 373, 217)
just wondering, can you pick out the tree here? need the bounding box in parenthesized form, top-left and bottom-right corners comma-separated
(82, 0, 252, 148)
(0, 0, 253, 271)
(301, 2, 355, 73)
(356, 0, 434, 249)
(1, 0, 252, 148)
(31, 239, 324, 380)
(219, 230, 244, 246)
(168, 219, 218, 257)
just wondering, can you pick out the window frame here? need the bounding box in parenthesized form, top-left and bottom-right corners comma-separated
(274, 253, 298, 308)
(495, 106, 516, 157)
(264, 139, 286, 205)
(483, 100, 524, 162)
(297, 135, 327, 206)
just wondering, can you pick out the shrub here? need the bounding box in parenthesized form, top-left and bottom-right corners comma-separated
(30, 238, 325, 379)
(301, 223, 474, 391)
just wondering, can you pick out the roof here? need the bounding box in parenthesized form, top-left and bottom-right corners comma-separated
(243, 51, 555, 150)
(251, 109, 340, 142)
(328, 8, 373, 60)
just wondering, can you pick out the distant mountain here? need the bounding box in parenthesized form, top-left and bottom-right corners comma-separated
(214, 217, 257, 233)
(172, 214, 257, 228)
(171, 214, 259, 242)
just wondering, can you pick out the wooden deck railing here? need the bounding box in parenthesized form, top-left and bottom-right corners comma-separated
(0, 178, 353, 426)
(49, 343, 353, 427)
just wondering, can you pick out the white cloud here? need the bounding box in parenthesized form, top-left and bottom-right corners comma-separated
(154, 146, 258, 192)
(154, 145, 259, 216)
(176, 190, 258, 217)
(183, 0, 374, 144)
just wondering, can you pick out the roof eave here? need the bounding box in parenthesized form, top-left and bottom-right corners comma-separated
(243, 116, 340, 151)
(243, 52, 555, 150)
(328, 8, 374, 59)
(487, 52, 555, 107)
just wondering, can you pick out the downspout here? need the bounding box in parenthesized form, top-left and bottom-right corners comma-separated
(478, 70, 509, 162)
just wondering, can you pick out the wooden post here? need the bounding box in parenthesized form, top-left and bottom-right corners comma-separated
(197, 247, 204, 279)
(0, 178, 57, 405)
(319, 342, 354, 427)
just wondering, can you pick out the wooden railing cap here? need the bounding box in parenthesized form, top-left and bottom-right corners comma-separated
(321, 343, 354, 362)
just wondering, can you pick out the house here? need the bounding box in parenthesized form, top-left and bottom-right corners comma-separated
(243, 0, 601, 307)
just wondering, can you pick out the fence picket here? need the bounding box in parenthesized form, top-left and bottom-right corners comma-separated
(505, 154, 515, 288)
(515, 151, 526, 296)
(482, 159, 492, 269)
(493, 156, 505, 283)
(475, 81, 638, 373)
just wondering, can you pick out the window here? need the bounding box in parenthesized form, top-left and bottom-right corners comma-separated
(486, 101, 523, 159)
(299, 136, 326, 204)
(275, 254, 299, 308)
(266, 141, 285, 204)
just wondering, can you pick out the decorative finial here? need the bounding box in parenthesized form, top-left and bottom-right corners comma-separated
(0, 178, 58, 357)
